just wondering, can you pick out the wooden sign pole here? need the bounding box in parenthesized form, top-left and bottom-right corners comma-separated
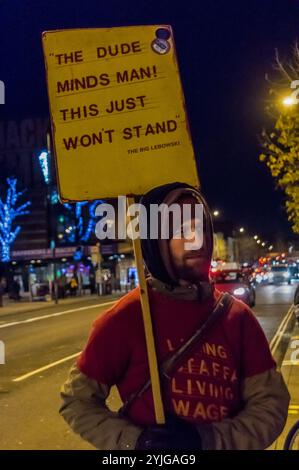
(127, 196, 165, 424)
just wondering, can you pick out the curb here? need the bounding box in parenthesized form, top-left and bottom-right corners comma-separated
(0, 294, 123, 320)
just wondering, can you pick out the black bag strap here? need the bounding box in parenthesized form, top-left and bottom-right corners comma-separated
(119, 292, 234, 416)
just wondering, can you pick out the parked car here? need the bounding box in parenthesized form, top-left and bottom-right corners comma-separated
(211, 269, 256, 307)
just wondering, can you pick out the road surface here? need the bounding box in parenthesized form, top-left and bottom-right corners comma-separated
(0, 284, 296, 449)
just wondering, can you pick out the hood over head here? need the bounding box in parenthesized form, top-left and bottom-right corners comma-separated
(140, 182, 214, 287)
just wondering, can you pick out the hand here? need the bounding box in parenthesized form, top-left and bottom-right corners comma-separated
(135, 414, 202, 450)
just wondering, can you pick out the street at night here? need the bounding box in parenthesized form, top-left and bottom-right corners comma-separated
(1, 0, 299, 460)
(0, 284, 297, 449)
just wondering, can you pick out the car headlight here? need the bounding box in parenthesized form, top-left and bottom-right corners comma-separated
(233, 287, 246, 296)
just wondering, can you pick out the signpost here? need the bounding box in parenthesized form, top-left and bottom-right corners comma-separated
(43, 25, 199, 424)
(42, 25, 198, 201)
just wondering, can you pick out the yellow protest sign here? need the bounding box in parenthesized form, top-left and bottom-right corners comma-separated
(42, 25, 199, 201)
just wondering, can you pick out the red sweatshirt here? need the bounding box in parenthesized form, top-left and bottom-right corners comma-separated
(77, 286, 275, 427)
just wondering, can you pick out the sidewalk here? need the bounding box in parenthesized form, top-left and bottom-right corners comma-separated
(271, 320, 299, 450)
(0, 292, 123, 318)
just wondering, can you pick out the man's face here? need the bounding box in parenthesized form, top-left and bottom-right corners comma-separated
(168, 195, 211, 284)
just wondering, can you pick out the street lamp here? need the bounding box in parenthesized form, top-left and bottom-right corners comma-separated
(262, 242, 266, 247)
(269, 245, 273, 251)
(283, 96, 297, 107)
(253, 235, 258, 240)
(213, 210, 220, 217)
(239, 227, 245, 233)
(257, 240, 261, 244)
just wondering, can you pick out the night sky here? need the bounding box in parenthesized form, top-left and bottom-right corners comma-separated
(1, 0, 298, 243)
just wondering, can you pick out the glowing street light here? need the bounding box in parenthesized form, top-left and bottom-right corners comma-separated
(283, 96, 297, 107)
(262, 242, 266, 247)
(239, 227, 245, 233)
(257, 240, 261, 244)
(268, 245, 273, 251)
(253, 235, 258, 240)
(213, 210, 220, 217)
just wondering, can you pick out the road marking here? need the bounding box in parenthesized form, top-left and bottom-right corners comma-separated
(10, 300, 118, 382)
(270, 305, 294, 355)
(13, 352, 81, 382)
(0, 301, 116, 330)
(289, 405, 299, 409)
(10, 296, 296, 383)
(270, 304, 294, 350)
(288, 410, 299, 415)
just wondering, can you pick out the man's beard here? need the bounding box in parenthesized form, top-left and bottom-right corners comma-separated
(176, 258, 210, 284)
